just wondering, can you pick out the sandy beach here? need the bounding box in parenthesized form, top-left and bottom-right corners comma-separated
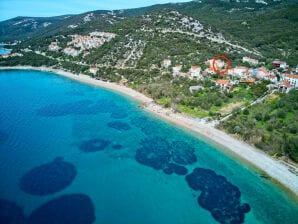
(1, 65, 297, 196)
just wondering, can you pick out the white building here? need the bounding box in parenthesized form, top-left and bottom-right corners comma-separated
(264, 75, 277, 84)
(89, 67, 98, 75)
(242, 57, 259, 66)
(189, 66, 201, 79)
(216, 79, 231, 90)
(272, 60, 287, 69)
(48, 42, 61, 51)
(161, 59, 172, 68)
(63, 47, 80, 57)
(282, 73, 298, 88)
(173, 65, 182, 75)
(278, 81, 292, 93)
(234, 66, 249, 77)
(189, 85, 204, 94)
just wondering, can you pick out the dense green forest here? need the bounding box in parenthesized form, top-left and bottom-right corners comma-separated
(0, 53, 57, 67)
(219, 90, 298, 162)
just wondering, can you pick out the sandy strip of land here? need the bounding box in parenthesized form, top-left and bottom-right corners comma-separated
(1, 66, 297, 196)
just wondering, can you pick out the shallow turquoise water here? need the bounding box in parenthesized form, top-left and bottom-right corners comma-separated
(0, 45, 11, 55)
(0, 70, 297, 224)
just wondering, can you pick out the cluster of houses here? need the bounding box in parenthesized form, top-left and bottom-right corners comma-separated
(0, 53, 23, 58)
(161, 57, 298, 93)
(48, 32, 116, 57)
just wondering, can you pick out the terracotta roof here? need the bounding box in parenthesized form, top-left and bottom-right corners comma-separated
(216, 79, 229, 85)
(245, 79, 255, 83)
(284, 73, 298, 79)
(266, 75, 276, 79)
(282, 81, 292, 88)
(90, 67, 97, 70)
(191, 66, 201, 70)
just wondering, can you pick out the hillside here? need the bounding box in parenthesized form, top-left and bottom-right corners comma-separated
(1, 0, 297, 65)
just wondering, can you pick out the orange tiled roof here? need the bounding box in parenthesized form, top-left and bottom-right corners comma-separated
(282, 81, 292, 88)
(245, 79, 255, 83)
(266, 75, 276, 79)
(216, 79, 229, 85)
(191, 66, 201, 70)
(284, 73, 298, 79)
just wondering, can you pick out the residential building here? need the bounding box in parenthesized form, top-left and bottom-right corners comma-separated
(264, 75, 278, 84)
(161, 59, 172, 68)
(189, 85, 204, 93)
(282, 73, 298, 88)
(179, 72, 191, 78)
(1, 53, 23, 58)
(255, 67, 269, 79)
(234, 66, 248, 77)
(245, 78, 255, 83)
(242, 57, 259, 66)
(48, 42, 61, 51)
(278, 81, 292, 93)
(216, 79, 231, 90)
(272, 60, 287, 69)
(63, 47, 80, 57)
(189, 66, 201, 79)
(204, 67, 215, 75)
(173, 65, 182, 75)
(89, 67, 98, 75)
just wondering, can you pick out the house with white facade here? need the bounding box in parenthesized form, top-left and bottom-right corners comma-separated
(89, 67, 98, 75)
(216, 79, 231, 90)
(161, 59, 172, 68)
(233, 66, 249, 78)
(189, 66, 201, 80)
(278, 81, 292, 93)
(173, 65, 182, 76)
(264, 75, 277, 84)
(63, 47, 80, 57)
(48, 42, 61, 51)
(282, 73, 298, 88)
(272, 60, 287, 69)
(189, 85, 204, 94)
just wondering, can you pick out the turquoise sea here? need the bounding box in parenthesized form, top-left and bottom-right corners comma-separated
(0, 45, 11, 55)
(0, 70, 297, 224)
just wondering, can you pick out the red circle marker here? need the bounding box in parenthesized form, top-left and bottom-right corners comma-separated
(211, 55, 231, 75)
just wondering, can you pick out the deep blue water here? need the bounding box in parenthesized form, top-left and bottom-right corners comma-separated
(0, 45, 11, 55)
(0, 70, 297, 224)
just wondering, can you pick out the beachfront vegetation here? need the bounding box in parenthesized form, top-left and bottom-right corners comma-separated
(218, 90, 298, 163)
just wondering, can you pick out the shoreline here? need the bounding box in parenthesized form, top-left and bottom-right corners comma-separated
(1, 65, 297, 197)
